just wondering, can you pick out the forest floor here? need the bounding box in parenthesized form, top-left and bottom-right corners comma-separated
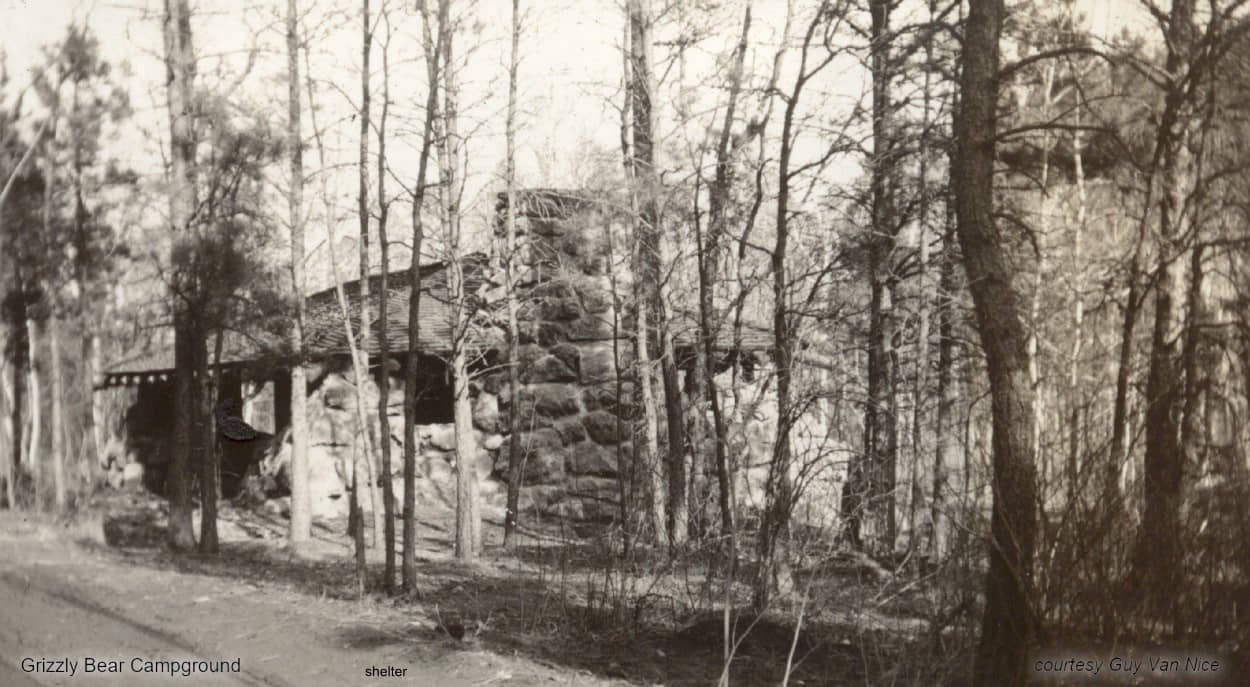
(0, 490, 969, 686)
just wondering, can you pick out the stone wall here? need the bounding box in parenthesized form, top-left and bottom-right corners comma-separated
(473, 201, 634, 522)
(261, 361, 502, 521)
(114, 191, 841, 529)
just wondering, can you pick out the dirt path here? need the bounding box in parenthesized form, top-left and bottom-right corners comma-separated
(0, 514, 621, 687)
(0, 567, 276, 687)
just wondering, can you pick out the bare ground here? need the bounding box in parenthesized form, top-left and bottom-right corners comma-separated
(0, 491, 969, 686)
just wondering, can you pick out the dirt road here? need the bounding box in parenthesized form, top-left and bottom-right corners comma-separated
(0, 567, 273, 687)
(0, 514, 615, 687)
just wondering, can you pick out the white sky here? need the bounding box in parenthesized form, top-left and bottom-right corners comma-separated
(1, 0, 1155, 288)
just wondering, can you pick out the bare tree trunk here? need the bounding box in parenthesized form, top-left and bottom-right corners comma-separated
(71, 78, 102, 481)
(955, 1, 1039, 683)
(163, 0, 198, 552)
(635, 297, 664, 544)
(286, 0, 312, 554)
(1135, 0, 1194, 632)
(50, 321, 65, 513)
(931, 208, 958, 562)
(304, 39, 372, 588)
(0, 364, 13, 509)
(908, 211, 929, 555)
(403, 0, 445, 594)
(1108, 225, 1142, 503)
(41, 114, 66, 514)
(375, 6, 397, 591)
(198, 327, 221, 554)
(627, 0, 685, 547)
(1067, 113, 1087, 508)
(622, 0, 666, 547)
(89, 335, 104, 480)
(331, 237, 375, 586)
(358, 0, 383, 550)
(436, 20, 480, 560)
(501, 0, 524, 550)
(613, 20, 638, 556)
(1, 359, 14, 508)
(1028, 64, 1056, 513)
(848, 0, 898, 554)
(350, 456, 366, 596)
(3, 259, 23, 508)
(6, 294, 23, 510)
(26, 319, 40, 510)
(334, 201, 375, 590)
(908, 0, 936, 554)
(702, 4, 751, 539)
(755, 2, 832, 610)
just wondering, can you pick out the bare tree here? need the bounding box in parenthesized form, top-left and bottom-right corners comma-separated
(41, 98, 65, 513)
(26, 317, 40, 508)
(162, 0, 199, 551)
(286, 0, 312, 554)
(403, 0, 446, 593)
(431, 2, 480, 560)
(1134, 0, 1196, 628)
(375, 1, 397, 592)
(625, 0, 675, 547)
(302, 42, 370, 597)
(631, 0, 688, 546)
(357, 0, 384, 551)
(501, 0, 525, 549)
(700, 2, 751, 538)
(954, 0, 1038, 683)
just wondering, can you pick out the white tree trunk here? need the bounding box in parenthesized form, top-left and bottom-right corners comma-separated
(50, 322, 66, 512)
(287, 0, 312, 550)
(2, 360, 15, 508)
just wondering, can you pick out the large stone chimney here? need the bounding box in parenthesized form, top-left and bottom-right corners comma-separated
(483, 189, 633, 521)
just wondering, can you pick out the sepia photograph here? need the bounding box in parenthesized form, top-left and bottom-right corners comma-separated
(0, 0, 1246, 684)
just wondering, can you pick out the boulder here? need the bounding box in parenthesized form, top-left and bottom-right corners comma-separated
(307, 444, 349, 520)
(520, 354, 577, 384)
(517, 344, 547, 368)
(480, 433, 504, 451)
(533, 386, 582, 418)
(517, 320, 568, 346)
(308, 404, 355, 446)
(478, 370, 506, 394)
(568, 476, 621, 520)
(552, 418, 587, 445)
(565, 314, 616, 341)
(447, 443, 494, 482)
(122, 462, 145, 487)
(529, 278, 578, 302)
(504, 385, 581, 423)
(472, 392, 500, 433)
(566, 441, 620, 477)
(583, 410, 628, 445)
(550, 343, 581, 376)
(579, 278, 614, 314)
(522, 449, 566, 485)
(578, 343, 620, 384)
(499, 428, 565, 484)
(421, 424, 457, 451)
(320, 382, 354, 410)
(582, 382, 635, 416)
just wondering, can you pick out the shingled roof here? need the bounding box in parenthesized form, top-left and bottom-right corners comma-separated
(101, 258, 488, 386)
(302, 256, 493, 358)
(101, 189, 786, 386)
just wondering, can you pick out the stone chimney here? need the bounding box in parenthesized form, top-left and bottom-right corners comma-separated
(484, 189, 632, 521)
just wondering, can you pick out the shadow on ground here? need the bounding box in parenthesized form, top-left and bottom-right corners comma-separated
(89, 497, 968, 686)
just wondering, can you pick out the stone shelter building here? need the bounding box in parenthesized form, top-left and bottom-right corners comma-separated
(97, 190, 790, 526)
